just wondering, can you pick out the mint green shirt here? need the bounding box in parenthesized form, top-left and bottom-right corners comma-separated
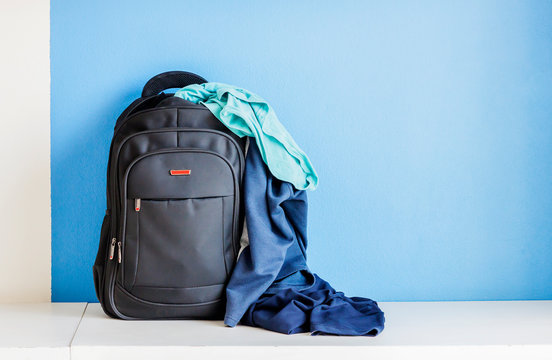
(174, 83, 318, 190)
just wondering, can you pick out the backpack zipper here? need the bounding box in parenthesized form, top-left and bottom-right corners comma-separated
(108, 238, 117, 260)
(109, 237, 122, 263)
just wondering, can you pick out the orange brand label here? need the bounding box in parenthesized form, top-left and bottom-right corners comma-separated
(170, 169, 191, 176)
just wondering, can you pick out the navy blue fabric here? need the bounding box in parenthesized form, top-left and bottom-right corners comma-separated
(224, 140, 311, 327)
(243, 273, 385, 336)
(224, 141, 385, 335)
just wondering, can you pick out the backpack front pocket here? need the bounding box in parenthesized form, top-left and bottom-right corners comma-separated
(119, 149, 238, 305)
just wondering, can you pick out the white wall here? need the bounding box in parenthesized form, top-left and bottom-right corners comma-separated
(0, 1, 51, 302)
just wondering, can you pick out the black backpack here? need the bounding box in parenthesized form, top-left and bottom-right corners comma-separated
(93, 71, 245, 319)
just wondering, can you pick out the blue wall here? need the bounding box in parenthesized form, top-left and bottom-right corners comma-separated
(51, 0, 552, 302)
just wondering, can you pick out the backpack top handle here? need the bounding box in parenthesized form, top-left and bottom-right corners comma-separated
(141, 71, 207, 97)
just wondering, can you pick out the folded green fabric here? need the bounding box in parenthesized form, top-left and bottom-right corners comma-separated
(174, 83, 318, 190)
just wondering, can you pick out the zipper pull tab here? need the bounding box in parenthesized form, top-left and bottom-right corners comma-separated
(135, 198, 141, 212)
(117, 241, 122, 263)
(108, 238, 116, 260)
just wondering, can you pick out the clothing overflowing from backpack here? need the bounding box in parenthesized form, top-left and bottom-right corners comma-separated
(94, 71, 385, 336)
(175, 79, 385, 336)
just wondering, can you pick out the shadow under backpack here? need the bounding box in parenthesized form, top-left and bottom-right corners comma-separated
(93, 71, 246, 319)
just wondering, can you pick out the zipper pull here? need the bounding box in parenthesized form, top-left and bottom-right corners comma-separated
(117, 241, 122, 263)
(108, 238, 116, 260)
(135, 198, 141, 212)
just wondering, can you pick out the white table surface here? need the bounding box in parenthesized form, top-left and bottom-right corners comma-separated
(1, 301, 551, 360)
(0, 302, 86, 360)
